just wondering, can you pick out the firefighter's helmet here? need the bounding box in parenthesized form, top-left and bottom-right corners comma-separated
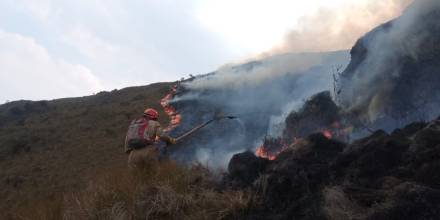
(144, 108, 159, 120)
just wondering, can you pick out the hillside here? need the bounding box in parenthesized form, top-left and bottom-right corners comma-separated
(0, 82, 173, 214)
(0, 49, 351, 218)
(226, 117, 440, 220)
(2, 1, 440, 219)
(338, 0, 440, 131)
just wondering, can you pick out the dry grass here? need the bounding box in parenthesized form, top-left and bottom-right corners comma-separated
(322, 186, 365, 220)
(7, 197, 64, 220)
(1, 82, 250, 219)
(10, 161, 250, 220)
(0, 83, 176, 214)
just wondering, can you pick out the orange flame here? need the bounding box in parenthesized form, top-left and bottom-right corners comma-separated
(255, 145, 278, 160)
(255, 137, 290, 160)
(160, 85, 182, 132)
(326, 121, 350, 141)
(255, 120, 349, 160)
(322, 130, 333, 139)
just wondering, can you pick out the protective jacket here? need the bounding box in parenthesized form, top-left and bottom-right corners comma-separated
(124, 119, 174, 153)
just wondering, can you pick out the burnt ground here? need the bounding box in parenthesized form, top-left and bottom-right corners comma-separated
(225, 117, 440, 220)
(283, 91, 349, 142)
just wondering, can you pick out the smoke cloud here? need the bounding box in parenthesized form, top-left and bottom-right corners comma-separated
(170, 51, 350, 168)
(168, 0, 440, 168)
(186, 52, 341, 90)
(270, 0, 413, 54)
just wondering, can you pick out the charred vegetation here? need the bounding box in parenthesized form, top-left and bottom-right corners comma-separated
(226, 118, 440, 220)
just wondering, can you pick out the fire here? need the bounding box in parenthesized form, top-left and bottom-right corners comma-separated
(255, 137, 289, 160)
(160, 84, 182, 132)
(321, 121, 349, 140)
(325, 121, 350, 141)
(255, 121, 348, 160)
(255, 145, 283, 160)
(322, 130, 332, 139)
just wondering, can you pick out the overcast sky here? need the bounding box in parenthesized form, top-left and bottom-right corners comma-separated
(0, 0, 411, 102)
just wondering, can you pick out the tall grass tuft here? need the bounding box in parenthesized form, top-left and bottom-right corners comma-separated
(13, 160, 249, 220)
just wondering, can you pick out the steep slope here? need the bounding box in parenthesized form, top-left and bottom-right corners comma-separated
(0, 82, 173, 213)
(338, 0, 440, 131)
(222, 2, 440, 218)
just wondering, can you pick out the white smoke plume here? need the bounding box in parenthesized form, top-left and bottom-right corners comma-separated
(172, 51, 350, 168)
(170, 0, 439, 168)
(187, 0, 413, 91)
(271, 0, 413, 54)
(185, 52, 348, 90)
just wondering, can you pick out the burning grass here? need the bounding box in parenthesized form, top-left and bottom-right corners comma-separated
(255, 137, 289, 160)
(160, 84, 182, 132)
(255, 92, 350, 161)
(11, 161, 250, 220)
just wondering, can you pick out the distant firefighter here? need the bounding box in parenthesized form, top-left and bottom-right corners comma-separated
(124, 108, 176, 169)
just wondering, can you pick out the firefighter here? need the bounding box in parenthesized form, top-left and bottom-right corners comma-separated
(124, 108, 176, 169)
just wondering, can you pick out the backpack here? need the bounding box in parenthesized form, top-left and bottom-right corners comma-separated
(126, 118, 153, 149)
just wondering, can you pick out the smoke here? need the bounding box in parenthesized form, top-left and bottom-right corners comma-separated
(270, 0, 413, 54)
(338, 0, 440, 130)
(186, 53, 331, 90)
(187, 0, 412, 91)
(167, 0, 440, 168)
(170, 51, 350, 168)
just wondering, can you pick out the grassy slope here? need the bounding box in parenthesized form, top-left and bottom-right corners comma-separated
(0, 82, 174, 213)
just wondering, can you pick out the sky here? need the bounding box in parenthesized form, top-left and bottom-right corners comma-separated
(0, 0, 411, 102)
